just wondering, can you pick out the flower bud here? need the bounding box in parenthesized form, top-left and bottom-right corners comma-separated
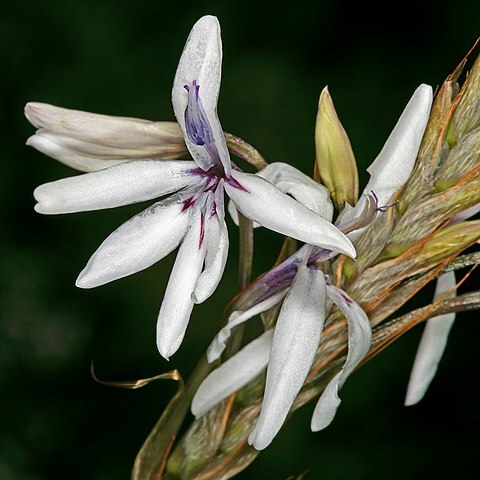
(315, 87, 358, 211)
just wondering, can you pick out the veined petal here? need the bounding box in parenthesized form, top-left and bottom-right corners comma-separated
(76, 195, 190, 288)
(25, 102, 187, 171)
(405, 271, 457, 406)
(192, 210, 229, 304)
(311, 286, 371, 431)
(172, 16, 231, 175)
(225, 171, 355, 258)
(207, 290, 288, 363)
(34, 160, 198, 214)
(156, 206, 207, 360)
(192, 329, 273, 418)
(249, 265, 327, 451)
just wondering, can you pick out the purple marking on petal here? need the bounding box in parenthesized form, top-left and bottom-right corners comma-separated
(182, 196, 196, 212)
(339, 291, 354, 307)
(199, 211, 206, 249)
(226, 176, 250, 193)
(210, 200, 217, 218)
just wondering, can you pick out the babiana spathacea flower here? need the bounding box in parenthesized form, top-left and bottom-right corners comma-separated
(191, 82, 433, 449)
(26, 16, 355, 360)
(162, 40, 480, 480)
(27, 13, 480, 480)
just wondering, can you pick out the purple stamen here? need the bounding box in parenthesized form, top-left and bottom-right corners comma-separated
(371, 190, 399, 213)
(184, 80, 215, 147)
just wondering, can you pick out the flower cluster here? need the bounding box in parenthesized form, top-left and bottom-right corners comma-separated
(29, 15, 476, 463)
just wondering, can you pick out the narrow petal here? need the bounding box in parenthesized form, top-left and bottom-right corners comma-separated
(249, 265, 327, 451)
(25, 102, 187, 171)
(156, 206, 207, 360)
(341, 84, 433, 241)
(76, 195, 190, 288)
(207, 290, 288, 363)
(172, 16, 231, 175)
(27, 133, 128, 172)
(311, 286, 371, 431)
(259, 163, 334, 221)
(225, 171, 355, 258)
(192, 211, 229, 304)
(228, 163, 333, 227)
(405, 271, 456, 406)
(34, 160, 198, 214)
(365, 84, 433, 205)
(192, 329, 274, 417)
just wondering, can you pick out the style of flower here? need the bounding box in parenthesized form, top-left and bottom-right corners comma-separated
(192, 82, 433, 449)
(27, 15, 355, 360)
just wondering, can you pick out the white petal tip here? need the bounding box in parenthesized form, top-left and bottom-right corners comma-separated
(247, 431, 270, 451)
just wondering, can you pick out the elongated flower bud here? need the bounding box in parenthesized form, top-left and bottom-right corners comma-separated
(315, 87, 359, 211)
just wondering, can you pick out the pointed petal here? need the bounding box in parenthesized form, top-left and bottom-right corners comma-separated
(365, 84, 433, 205)
(207, 290, 288, 363)
(343, 84, 433, 241)
(405, 271, 456, 406)
(192, 329, 273, 417)
(192, 212, 229, 304)
(34, 160, 198, 214)
(156, 207, 206, 360)
(249, 265, 327, 450)
(172, 16, 231, 175)
(25, 102, 187, 171)
(76, 196, 190, 288)
(311, 286, 371, 431)
(225, 171, 355, 258)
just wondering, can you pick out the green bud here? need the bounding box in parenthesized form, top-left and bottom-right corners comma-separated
(315, 87, 359, 211)
(418, 220, 480, 265)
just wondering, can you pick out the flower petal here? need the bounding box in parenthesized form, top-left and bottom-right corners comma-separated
(311, 286, 371, 431)
(76, 195, 190, 288)
(365, 84, 433, 205)
(258, 163, 334, 221)
(225, 171, 355, 258)
(192, 329, 274, 418)
(172, 16, 231, 175)
(156, 206, 207, 360)
(27, 133, 129, 172)
(340, 84, 433, 240)
(404, 271, 456, 406)
(25, 102, 187, 171)
(192, 210, 229, 304)
(34, 160, 198, 214)
(228, 163, 333, 227)
(207, 290, 288, 363)
(249, 265, 327, 450)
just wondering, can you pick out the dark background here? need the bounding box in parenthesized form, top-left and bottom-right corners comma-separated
(1, 1, 479, 479)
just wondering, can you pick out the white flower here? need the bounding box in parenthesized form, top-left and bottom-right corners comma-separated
(194, 82, 434, 448)
(193, 252, 371, 450)
(28, 15, 355, 360)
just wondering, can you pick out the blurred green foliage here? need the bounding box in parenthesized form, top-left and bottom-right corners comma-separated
(1, 0, 479, 479)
